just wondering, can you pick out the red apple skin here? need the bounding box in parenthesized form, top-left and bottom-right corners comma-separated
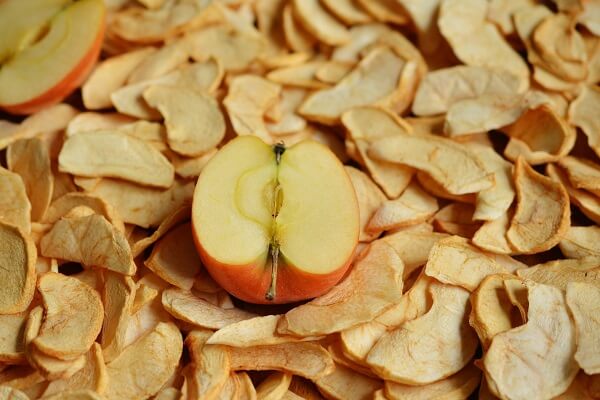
(1, 15, 106, 115)
(192, 230, 355, 304)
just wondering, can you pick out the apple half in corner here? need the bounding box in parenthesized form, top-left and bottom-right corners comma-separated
(192, 136, 360, 304)
(0, 0, 105, 115)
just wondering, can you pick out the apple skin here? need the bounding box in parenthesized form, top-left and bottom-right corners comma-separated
(1, 15, 105, 115)
(192, 231, 355, 304)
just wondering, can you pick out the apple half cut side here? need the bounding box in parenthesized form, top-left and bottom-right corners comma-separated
(0, 0, 105, 115)
(192, 136, 360, 304)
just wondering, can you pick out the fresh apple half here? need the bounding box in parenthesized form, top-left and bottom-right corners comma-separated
(192, 136, 360, 304)
(0, 0, 105, 115)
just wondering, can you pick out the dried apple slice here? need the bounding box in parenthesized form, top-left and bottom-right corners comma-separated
(76, 177, 194, 229)
(412, 65, 525, 116)
(425, 236, 523, 292)
(366, 281, 478, 384)
(229, 342, 334, 379)
(162, 288, 256, 329)
(131, 205, 190, 257)
(292, 0, 350, 46)
(483, 282, 578, 400)
(0, 387, 29, 400)
(143, 85, 225, 157)
(569, 86, 600, 157)
(560, 226, 600, 259)
(40, 213, 136, 276)
(82, 47, 155, 109)
(367, 182, 438, 234)
(384, 363, 481, 400)
(566, 282, 600, 374)
(43, 193, 124, 233)
(43, 390, 104, 400)
(345, 166, 387, 242)
(507, 158, 570, 254)
(104, 322, 182, 400)
(127, 40, 188, 84)
(278, 240, 403, 336)
(559, 156, 600, 194)
(6, 138, 53, 222)
(282, 4, 316, 52)
(438, 0, 529, 85)
(186, 330, 231, 400)
(33, 272, 103, 359)
(0, 222, 36, 314)
(320, 0, 371, 25)
(299, 47, 407, 125)
(503, 105, 576, 165)
(516, 258, 600, 291)
(101, 273, 136, 362)
(314, 363, 381, 400)
(256, 372, 292, 400)
(59, 131, 174, 188)
(433, 203, 481, 239)
(0, 167, 31, 234)
(547, 163, 600, 225)
(0, 313, 27, 364)
(145, 223, 200, 290)
(267, 62, 329, 89)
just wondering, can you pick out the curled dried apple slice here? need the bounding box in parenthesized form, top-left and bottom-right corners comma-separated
(0, 222, 36, 314)
(104, 322, 183, 400)
(566, 282, 600, 374)
(0, 0, 105, 114)
(0, 387, 29, 400)
(185, 330, 231, 400)
(59, 131, 174, 189)
(569, 86, 600, 157)
(320, 0, 371, 25)
(228, 342, 334, 379)
(507, 158, 570, 254)
(101, 273, 136, 362)
(366, 281, 478, 384)
(143, 85, 225, 157)
(345, 166, 387, 242)
(278, 240, 403, 336)
(369, 134, 493, 195)
(315, 363, 382, 400)
(292, 0, 350, 46)
(558, 156, 600, 195)
(256, 372, 292, 400)
(559, 226, 600, 259)
(516, 258, 600, 291)
(43, 193, 124, 233)
(40, 213, 136, 276)
(192, 136, 359, 304)
(0, 167, 31, 234)
(33, 272, 103, 359)
(0, 313, 27, 364)
(483, 282, 578, 400)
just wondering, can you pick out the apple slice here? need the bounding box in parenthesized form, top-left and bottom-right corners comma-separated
(0, 0, 105, 114)
(192, 136, 360, 304)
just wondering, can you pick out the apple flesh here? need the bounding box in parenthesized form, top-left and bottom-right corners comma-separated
(192, 136, 360, 304)
(0, 0, 105, 115)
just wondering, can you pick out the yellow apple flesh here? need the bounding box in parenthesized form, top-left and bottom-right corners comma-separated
(192, 136, 360, 304)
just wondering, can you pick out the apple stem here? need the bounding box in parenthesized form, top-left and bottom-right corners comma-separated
(274, 142, 286, 164)
(265, 243, 279, 301)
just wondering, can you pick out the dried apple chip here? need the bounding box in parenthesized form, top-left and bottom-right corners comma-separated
(145, 223, 200, 290)
(43, 390, 104, 400)
(256, 372, 292, 400)
(503, 105, 576, 165)
(0, 168, 31, 234)
(367, 281, 478, 384)
(433, 203, 481, 238)
(342, 107, 414, 198)
(566, 282, 600, 374)
(229, 342, 334, 379)
(569, 86, 600, 157)
(6, 138, 53, 222)
(321, 0, 371, 25)
(425, 236, 523, 292)
(345, 166, 387, 242)
(101, 273, 136, 362)
(131, 205, 190, 257)
(292, 0, 350, 46)
(314, 363, 381, 400)
(412, 65, 525, 116)
(267, 62, 329, 89)
(560, 226, 600, 259)
(59, 131, 174, 189)
(0, 314, 26, 364)
(507, 158, 570, 254)
(162, 288, 256, 329)
(517, 258, 600, 291)
(547, 163, 600, 225)
(82, 47, 155, 109)
(0, 222, 36, 314)
(281, 4, 316, 53)
(104, 322, 183, 400)
(76, 177, 194, 228)
(483, 282, 578, 400)
(369, 133, 493, 195)
(558, 156, 600, 195)
(42, 343, 107, 397)
(33, 273, 103, 359)
(224, 74, 282, 142)
(438, 0, 529, 84)
(43, 193, 125, 233)
(185, 330, 231, 400)
(0, 387, 29, 400)
(384, 363, 481, 400)
(299, 47, 407, 125)
(127, 40, 189, 84)
(278, 240, 403, 336)
(367, 182, 438, 234)
(143, 85, 225, 157)
(40, 213, 136, 276)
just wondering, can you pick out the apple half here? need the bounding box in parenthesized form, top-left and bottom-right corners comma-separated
(192, 136, 360, 304)
(0, 0, 105, 114)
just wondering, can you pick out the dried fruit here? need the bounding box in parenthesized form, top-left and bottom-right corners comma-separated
(0, 222, 36, 314)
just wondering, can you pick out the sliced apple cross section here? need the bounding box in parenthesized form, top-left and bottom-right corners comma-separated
(0, 0, 105, 114)
(192, 136, 360, 304)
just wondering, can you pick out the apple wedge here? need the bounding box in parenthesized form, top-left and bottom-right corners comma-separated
(0, 0, 105, 114)
(192, 136, 359, 304)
